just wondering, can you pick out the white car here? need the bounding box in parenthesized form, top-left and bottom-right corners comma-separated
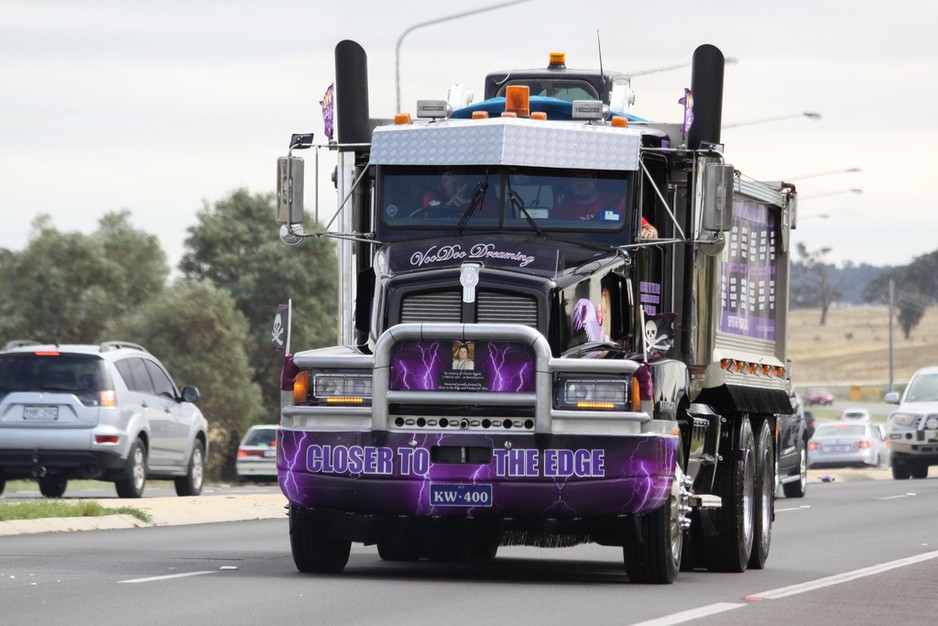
(236, 425, 279, 481)
(885, 366, 938, 479)
(840, 408, 871, 422)
(0, 341, 207, 498)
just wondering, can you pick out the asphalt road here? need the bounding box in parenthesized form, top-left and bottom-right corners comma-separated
(2, 476, 936, 625)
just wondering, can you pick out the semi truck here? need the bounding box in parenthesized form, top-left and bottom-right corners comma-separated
(274, 40, 799, 583)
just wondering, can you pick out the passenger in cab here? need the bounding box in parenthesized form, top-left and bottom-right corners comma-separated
(553, 172, 657, 238)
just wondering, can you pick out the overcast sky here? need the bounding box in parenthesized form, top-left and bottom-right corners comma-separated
(3, 0, 936, 270)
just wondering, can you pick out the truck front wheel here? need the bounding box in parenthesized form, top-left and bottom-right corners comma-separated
(289, 506, 351, 574)
(623, 467, 683, 584)
(705, 415, 755, 572)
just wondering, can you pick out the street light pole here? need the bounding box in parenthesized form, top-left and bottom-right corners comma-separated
(799, 188, 863, 202)
(785, 167, 862, 181)
(722, 111, 821, 129)
(395, 0, 533, 113)
(627, 57, 737, 77)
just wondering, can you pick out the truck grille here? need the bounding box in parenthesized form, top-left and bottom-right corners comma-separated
(399, 290, 538, 327)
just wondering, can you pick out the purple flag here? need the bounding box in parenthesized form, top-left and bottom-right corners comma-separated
(678, 88, 694, 136)
(320, 83, 335, 141)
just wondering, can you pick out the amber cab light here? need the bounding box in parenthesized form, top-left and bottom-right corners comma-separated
(505, 85, 530, 117)
(293, 370, 311, 404)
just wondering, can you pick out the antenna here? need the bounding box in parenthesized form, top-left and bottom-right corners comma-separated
(596, 30, 604, 79)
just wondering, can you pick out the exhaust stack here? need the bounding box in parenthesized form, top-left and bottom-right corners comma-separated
(687, 44, 725, 151)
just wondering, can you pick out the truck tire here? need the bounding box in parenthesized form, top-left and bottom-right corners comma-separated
(377, 541, 419, 562)
(748, 420, 774, 570)
(705, 415, 755, 573)
(782, 443, 807, 498)
(174, 441, 205, 497)
(911, 461, 929, 479)
(289, 505, 351, 574)
(623, 467, 683, 584)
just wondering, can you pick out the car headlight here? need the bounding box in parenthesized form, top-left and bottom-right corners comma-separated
(891, 413, 918, 427)
(925, 416, 938, 430)
(555, 377, 633, 410)
(312, 373, 373, 405)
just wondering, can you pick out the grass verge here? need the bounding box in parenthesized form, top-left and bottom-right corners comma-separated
(0, 500, 151, 523)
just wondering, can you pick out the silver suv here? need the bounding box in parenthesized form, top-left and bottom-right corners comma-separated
(0, 341, 208, 498)
(885, 366, 938, 479)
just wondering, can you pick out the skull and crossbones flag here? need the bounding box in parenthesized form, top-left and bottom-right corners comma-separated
(272, 301, 292, 353)
(642, 310, 677, 360)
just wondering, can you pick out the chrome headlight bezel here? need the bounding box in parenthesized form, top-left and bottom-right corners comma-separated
(312, 372, 373, 404)
(554, 375, 631, 411)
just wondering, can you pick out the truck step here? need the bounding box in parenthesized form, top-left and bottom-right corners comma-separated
(688, 494, 722, 509)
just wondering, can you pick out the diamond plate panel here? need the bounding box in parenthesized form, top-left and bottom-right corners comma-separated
(370, 118, 640, 171)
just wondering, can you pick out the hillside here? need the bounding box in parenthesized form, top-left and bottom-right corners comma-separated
(787, 305, 938, 387)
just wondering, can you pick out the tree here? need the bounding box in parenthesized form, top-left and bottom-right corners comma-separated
(863, 250, 938, 339)
(179, 189, 337, 416)
(0, 212, 168, 344)
(791, 243, 842, 326)
(106, 282, 264, 481)
(897, 290, 928, 339)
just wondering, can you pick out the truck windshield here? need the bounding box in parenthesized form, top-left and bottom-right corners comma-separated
(496, 79, 599, 102)
(379, 165, 632, 234)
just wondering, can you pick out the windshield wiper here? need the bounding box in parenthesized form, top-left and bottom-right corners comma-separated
(506, 177, 544, 237)
(453, 169, 491, 234)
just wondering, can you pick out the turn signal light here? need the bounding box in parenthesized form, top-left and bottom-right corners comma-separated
(293, 370, 310, 404)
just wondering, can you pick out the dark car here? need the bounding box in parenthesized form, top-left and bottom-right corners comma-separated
(777, 390, 808, 498)
(803, 410, 816, 440)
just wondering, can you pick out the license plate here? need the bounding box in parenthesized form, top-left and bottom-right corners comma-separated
(429, 483, 492, 507)
(23, 406, 59, 421)
(264, 449, 277, 458)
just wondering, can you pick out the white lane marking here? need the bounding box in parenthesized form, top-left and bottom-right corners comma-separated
(636, 550, 938, 624)
(630, 602, 746, 626)
(118, 571, 218, 584)
(878, 493, 916, 500)
(775, 505, 811, 512)
(750, 549, 938, 599)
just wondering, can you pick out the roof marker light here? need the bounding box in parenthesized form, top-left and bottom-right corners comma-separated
(472, 111, 489, 119)
(611, 116, 628, 128)
(531, 111, 547, 120)
(394, 113, 412, 125)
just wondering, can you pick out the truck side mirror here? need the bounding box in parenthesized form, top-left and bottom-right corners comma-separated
(884, 391, 900, 404)
(277, 156, 305, 225)
(701, 163, 734, 233)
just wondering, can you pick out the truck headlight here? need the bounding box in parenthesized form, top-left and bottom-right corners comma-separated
(555, 377, 632, 410)
(313, 373, 373, 405)
(925, 416, 938, 430)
